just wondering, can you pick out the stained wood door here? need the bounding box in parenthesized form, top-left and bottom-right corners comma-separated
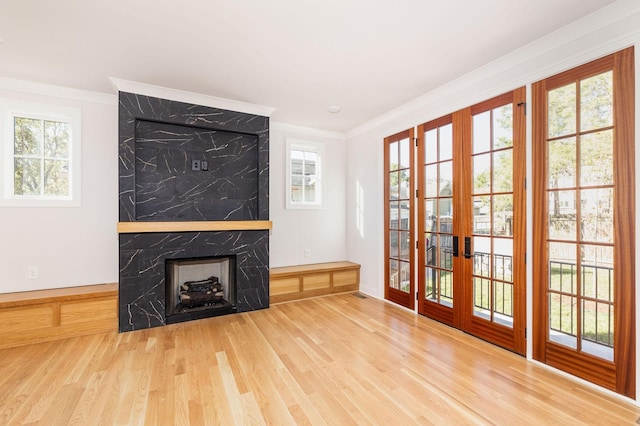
(417, 89, 527, 355)
(532, 48, 635, 397)
(384, 129, 415, 310)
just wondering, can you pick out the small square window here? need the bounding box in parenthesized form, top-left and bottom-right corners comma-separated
(0, 100, 81, 207)
(286, 138, 324, 209)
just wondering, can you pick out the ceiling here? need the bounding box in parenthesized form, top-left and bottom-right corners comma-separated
(0, 0, 618, 132)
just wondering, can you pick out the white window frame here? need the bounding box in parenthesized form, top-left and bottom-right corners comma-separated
(0, 99, 81, 207)
(285, 138, 324, 209)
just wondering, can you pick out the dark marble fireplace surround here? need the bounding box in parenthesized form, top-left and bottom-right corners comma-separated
(118, 92, 270, 332)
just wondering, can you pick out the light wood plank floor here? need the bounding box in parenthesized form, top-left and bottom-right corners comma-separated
(1, 292, 639, 425)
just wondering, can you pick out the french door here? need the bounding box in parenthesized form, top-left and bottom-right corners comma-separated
(384, 129, 415, 310)
(532, 48, 635, 397)
(417, 89, 527, 354)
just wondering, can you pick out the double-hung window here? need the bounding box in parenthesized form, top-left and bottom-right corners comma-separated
(286, 138, 324, 209)
(1, 100, 81, 206)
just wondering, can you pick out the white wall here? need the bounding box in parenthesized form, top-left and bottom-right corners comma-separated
(269, 122, 347, 267)
(0, 81, 119, 293)
(345, 0, 640, 402)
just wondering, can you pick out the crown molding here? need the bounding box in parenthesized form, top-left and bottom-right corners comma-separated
(0, 76, 117, 105)
(347, 0, 640, 139)
(109, 78, 276, 117)
(270, 121, 346, 141)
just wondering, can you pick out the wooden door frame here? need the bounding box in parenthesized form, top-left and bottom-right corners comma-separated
(384, 128, 415, 310)
(532, 47, 635, 397)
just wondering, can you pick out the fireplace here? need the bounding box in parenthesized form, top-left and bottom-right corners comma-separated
(165, 255, 237, 323)
(118, 92, 270, 332)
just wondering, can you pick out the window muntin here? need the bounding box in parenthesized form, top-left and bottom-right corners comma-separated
(1, 100, 81, 206)
(286, 139, 323, 209)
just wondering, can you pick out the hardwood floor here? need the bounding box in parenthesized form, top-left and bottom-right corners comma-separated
(1, 292, 639, 425)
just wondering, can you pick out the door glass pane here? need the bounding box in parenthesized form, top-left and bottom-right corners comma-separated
(580, 71, 613, 132)
(400, 169, 410, 199)
(473, 277, 491, 319)
(473, 195, 491, 235)
(425, 267, 436, 301)
(389, 142, 399, 170)
(473, 153, 491, 193)
(580, 188, 613, 243)
(473, 111, 491, 153)
(389, 259, 399, 290)
(581, 245, 614, 302)
(473, 237, 491, 277)
(493, 238, 513, 282)
(581, 300, 613, 361)
(389, 171, 400, 199)
(549, 242, 577, 294)
(494, 282, 514, 327)
(580, 130, 613, 187)
(548, 137, 576, 188)
(398, 200, 410, 230)
(548, 83, 577, 138)
(399, 261, 411, 293)
(425, 129, 437, 164)
(425, 164, 438, 197)
(389, 231, 399, 258)
(548, 191, 576, 240)
(439, 161, 452, 195)
(440, 270, 453, 306)
(399, 231, 411, 261)
(493, 105, 513, 149)
(399, 138, 410, 169)
(440, 124, 453, 160)
(493, 194, 513, 237)
(549, 293, 578, 349)
(389, 201, 399, 229)
(493, 150, 513, 192)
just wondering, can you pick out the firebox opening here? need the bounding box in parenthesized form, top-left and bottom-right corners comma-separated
(165, 255, 237, 324)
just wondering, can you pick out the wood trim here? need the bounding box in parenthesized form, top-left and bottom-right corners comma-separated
(117, 220, 273, 233)
(0, 283, 118, 349)
(270, 262, 360, 304)
(532, 47, 635, 398)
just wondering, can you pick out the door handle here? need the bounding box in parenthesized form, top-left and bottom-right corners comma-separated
(452, 236, 459, 257)
(464, 237, 472, 259)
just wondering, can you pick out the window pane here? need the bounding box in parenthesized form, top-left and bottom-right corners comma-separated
(291, 176, 303, 202)
(580, 71, 613, 132)
(439, 124, 453, 160)
(493, 194, 513, 237)
(14, 117, 42, 156)
(473, 111, 491, 153)
(473, 237, 491, 277)
(14, 158, 41, 195)
(43, 159, 69, 196)
(439, 161, 452, 195)
(549, 293, 578, 349)
(493, 238, 513, 282)
(44, 120, 70, 159)
(548, 83, 577, 138)
(549, 242, 577, 294)
(580, 130, 613, 187)
(424, 164, 438, 197)
(581, 245, 614, 302)
(389, 142, 399, 171)
(304, 177, 316, 203)
(304, 152, 316, 176)
(473, 153, 491, 194)
(493, 149, 513, 192)
(493, 105, 513, 149)
(548, 137, 576, 188)
(291, 150, 304, 176)
(424, 129, 437, 164)
(473, 195, 491, 235)
(548, 190, 576, 240)
(399, 138, 410, 169)
(580, 188, 613, 243)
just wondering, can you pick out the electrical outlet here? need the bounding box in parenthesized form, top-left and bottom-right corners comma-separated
(191, 160, 201, 171)
(304, 249, 311, 258)
(28, 266, 38, 279)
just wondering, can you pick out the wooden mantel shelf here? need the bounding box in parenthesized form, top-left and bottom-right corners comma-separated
(117, 220, 272, 234)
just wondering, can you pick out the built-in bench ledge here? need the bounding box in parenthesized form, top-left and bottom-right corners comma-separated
(270, 261, 360, 304)
(117, 220, 273, 234)
(0, 283, 118, 349)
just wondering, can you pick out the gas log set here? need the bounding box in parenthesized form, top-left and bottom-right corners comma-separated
(179, 276, 225, 309)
